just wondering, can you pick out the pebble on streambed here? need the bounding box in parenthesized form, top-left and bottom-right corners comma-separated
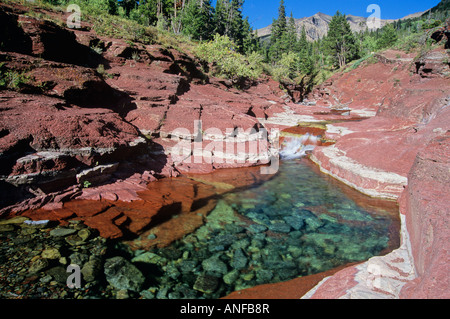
(0, 217, 117, 299)
(0, 160, 396, 299)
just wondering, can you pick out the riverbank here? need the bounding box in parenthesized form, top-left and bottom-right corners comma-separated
(225, 47, 450, 298)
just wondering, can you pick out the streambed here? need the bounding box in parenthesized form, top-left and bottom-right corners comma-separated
(0, 137, 400, 299)
(127, 157, 400, 299)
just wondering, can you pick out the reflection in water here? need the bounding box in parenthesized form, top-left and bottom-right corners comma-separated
(128, 158, 400, 299)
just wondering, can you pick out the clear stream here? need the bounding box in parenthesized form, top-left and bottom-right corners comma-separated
(127, 150, 400, 299)
(0, 134, 400, 299)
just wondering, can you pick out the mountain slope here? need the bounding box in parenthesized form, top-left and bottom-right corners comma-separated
(425, 0, 450, 15)
(257, 11, 424, 42)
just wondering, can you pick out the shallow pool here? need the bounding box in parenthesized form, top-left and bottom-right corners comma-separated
(128, 158, 400, 299)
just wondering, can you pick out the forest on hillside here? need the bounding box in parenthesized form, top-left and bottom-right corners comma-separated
(3, 0, 450, 92)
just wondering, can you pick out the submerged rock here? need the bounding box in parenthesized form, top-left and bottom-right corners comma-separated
(283, 215, 305, 230)
(41, 248, 61, 260)
(29, 257, 49, 274)
(230, 248, 248, 270)
(202, 256, 228, 275)
(268, 220, 291, 233)
(193, 274, 218, 294)
(223, 269, 240, 285)
(131, 252, 167, 266)
(50, 228, 77, 237)
(104, 256, 145, 292)
(81, 257, 102, 283)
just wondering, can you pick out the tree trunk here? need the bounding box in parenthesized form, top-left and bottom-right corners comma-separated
(174, 1, 177, 19)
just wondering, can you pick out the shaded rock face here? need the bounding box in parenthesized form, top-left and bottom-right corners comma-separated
(414, 49, 450, 79)
(400, 133, 450, 298)
(0, 7, 103, 68)
(0, 6, 33, 55)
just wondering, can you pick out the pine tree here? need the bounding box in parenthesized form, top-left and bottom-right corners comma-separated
(181, 0, 214, 40)
(129, 1, 158, 26)
(287, 12, 298, 52)
(272, 0, 287, 39)
(242, 16, 260, 53)
(323, 11, 360, 68)
(298, 25, 308, 52)
(211, 0, 251, 53)
(270, 0, 288, 61)
(229, 0, 245, 51)
(298, 25, 314, 75)
(377, 23, 398, 50)
(213, 0, 229, 36)
(120, 0, 138, 16)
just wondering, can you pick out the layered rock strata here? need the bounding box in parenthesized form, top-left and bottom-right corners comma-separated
(227, 48, 450, 299)
(0, 2, 449, 299)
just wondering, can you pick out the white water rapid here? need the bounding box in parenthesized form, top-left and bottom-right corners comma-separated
(279, 134, 320, 160)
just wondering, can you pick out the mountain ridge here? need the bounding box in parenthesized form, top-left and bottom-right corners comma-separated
(256, 10, 427, 42)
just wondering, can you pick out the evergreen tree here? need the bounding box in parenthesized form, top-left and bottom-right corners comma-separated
(287, 12, 298, 52)
(377, 23, 398, 50)
(270, 0, 288, 61)
(181, 0, 214, 40)
(323, 11, 359, 68)
(242, 16, 260, 53)
(272, 0, 287, 40)
(212, 0, 251, 53)
(229, 0, 245, 51)
(104, 0, 119, 15)
(298, 25, 308, 52)
(213, 0, 229, 36)
(120, 0, 138, 16)
(129, 1, 158, 26)
(298, 25, 314, 75)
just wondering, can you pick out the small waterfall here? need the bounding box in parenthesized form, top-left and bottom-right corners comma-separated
(279, 134, 319, 160)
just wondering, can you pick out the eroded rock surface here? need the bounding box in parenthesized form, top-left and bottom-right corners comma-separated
(0, 3, 289, 213)
(0, 2, 449, 299)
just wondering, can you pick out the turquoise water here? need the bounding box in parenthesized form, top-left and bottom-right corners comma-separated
(131, 159, 399, 299)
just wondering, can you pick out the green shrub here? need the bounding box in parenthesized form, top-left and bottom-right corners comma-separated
(377, 24, 398, 50)
(0, 63, 31, 91)
(270, 51, 299, 83)
(422, 19, 443, 30)
(83, 180, 92, 188)
(345, 53, 375, 72)
(91, 14, 155, 44)
(195, 34, 263, 82)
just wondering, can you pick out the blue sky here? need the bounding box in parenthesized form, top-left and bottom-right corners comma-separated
(213, 0, 442, 30)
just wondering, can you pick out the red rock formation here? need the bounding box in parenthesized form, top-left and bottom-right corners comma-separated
(0, 3, 289, 213)
(301, 48, 450, 299)
(223, 47, 450, 299)
(15, 164, 273, 245)
(400, 133, 450, 298)
(0, 2, 448, 299)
